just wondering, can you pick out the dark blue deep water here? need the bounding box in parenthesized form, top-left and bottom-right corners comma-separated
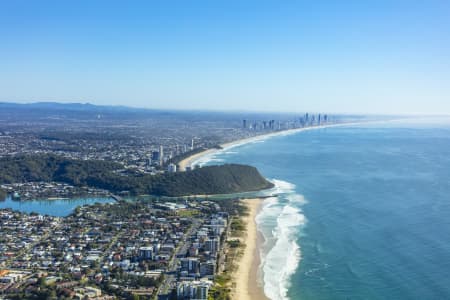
(200, 119, 450, 300)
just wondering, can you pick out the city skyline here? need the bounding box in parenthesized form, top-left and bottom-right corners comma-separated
(0, 1, 449, 114)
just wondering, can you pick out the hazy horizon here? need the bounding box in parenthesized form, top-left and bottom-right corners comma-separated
(1, 1, 449, 114)
(3, 100, 450, 117)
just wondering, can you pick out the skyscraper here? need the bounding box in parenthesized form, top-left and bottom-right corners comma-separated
(159, 145, 164, 166)
(151, 151, 160, 164)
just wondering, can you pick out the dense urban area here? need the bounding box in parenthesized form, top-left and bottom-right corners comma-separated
(0, 102, 357, 299)
(0, 196, 250, 299)
(0, 103, 338, 170)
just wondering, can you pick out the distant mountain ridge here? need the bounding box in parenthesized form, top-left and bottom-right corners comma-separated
(0, 101, 264, 121)
(0, 101, 229, 119)
(0, 101, 151, 113)
(0, 101, 216, 122)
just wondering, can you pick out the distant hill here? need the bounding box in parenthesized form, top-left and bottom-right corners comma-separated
(0, 101, 216, 118)
(152, 164, 274, 196)
(0, 154, 273, 197)
(0, 101, 172, 121)
(0, 101, 136, 111)
(0, 101, 327, 122)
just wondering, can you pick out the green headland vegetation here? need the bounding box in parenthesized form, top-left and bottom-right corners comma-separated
(0, 154, 273, 197)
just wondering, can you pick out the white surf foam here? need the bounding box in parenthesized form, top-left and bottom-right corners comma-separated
(189, 121, 366, 170)
(190, 153, 220, 167)
(188, 132, 275, 167)
(256, 179, 307, 300)
(223, 151, 238, 154)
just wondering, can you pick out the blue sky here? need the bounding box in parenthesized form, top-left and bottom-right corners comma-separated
(0, 0, 449, 114)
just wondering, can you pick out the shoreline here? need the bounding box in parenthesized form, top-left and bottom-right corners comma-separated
(177, 121, 369, 298)
(178, 122, 357, 171)
(179, 124, 354, 299)
(232, 198, 268, 300)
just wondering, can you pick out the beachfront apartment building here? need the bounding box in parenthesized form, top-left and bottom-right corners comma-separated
(176, 279, 212, 300)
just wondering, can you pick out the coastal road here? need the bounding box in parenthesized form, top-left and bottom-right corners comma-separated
(157, 219, 202, 298)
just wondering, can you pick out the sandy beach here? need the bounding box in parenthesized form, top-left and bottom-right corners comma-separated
(178, 130, 296, 171)
(178, 123, 357, 171)
(232, 198, 268, 300)
(178, 148, 218, 171)
(176, 122, 361, 299)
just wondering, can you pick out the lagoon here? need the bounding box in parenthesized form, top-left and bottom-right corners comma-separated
(0, 195, 114, 217)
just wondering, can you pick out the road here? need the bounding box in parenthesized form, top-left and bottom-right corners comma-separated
(156, 219, 202, 299)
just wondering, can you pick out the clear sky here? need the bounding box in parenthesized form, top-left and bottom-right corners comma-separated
(0, 0, 449, 114)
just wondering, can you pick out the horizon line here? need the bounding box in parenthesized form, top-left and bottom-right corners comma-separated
(1, 100, 449, 117)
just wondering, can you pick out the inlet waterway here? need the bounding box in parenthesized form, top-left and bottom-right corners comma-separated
(0, 195, 114, 217)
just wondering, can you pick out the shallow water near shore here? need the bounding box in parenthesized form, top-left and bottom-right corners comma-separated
(204, 119, 450, 300)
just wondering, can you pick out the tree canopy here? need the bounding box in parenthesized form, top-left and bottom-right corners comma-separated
(0, 154, 273, 197)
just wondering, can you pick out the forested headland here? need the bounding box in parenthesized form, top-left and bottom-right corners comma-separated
(0, 154, 273, 197)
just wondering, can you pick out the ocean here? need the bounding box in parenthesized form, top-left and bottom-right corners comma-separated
(197, 119, 450, 300)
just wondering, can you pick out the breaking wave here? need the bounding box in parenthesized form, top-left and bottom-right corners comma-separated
(256, 179, 307, 300)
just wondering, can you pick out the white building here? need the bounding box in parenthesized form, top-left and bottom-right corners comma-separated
(168, 163, 177, 172)
(177, 280, 212, 300)
(139, 246, 154, 260)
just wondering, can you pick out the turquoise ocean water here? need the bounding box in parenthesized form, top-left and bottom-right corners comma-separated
(196, 119, 450, 300)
